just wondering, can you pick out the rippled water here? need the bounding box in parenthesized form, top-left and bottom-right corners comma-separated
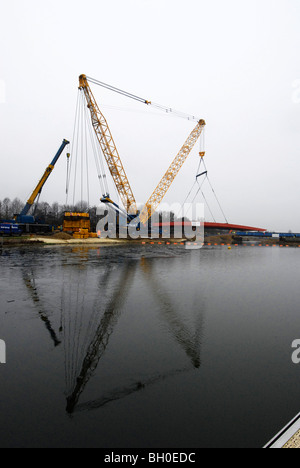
(0, 244, 300, 448)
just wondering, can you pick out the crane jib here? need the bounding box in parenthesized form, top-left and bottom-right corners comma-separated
(84, 75, 201, 122)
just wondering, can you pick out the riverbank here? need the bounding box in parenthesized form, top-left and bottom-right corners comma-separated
(0, 234, 188, 247)
(1, 233, 300, 248)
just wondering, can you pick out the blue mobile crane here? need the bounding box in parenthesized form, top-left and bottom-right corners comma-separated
(17, 139, 70, 224)
(0, 139, 69, 235)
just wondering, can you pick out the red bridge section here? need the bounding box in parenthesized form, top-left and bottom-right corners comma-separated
(152, 222, 266, 232)
(202, 222, 266, 232)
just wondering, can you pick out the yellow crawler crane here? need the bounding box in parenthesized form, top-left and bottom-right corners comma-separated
(79, 75, 205, 227)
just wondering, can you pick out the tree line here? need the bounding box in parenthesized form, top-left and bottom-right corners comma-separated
(0, 197, 99, 230)
(0, 197, 191, 231)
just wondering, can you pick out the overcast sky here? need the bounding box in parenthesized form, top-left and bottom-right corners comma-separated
(0, 0, 299, 231)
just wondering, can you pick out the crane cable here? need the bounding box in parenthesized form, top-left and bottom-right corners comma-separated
(86, 76, 200, 122)
(194, 130, 229, 224)
(72, 92, 84, 207)
(200, 157, 229, 224)
(66, 90, 80, 204)
(69, 91, 90, 210)
(67, 89, 111, 209)
(82, 95, 110, 197)
(177, 132, 207, 219)
(178, 133, 229, 224)
(83, 96, 90, 209)
(65, 90, 81, 206)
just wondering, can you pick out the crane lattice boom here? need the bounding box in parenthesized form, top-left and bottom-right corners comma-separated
(79, 75, 138, 215)
(139, 119, 206, 224)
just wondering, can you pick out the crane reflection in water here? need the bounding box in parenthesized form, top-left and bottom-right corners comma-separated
(22, 268, 62, 347)
(22, 247, 205, 415)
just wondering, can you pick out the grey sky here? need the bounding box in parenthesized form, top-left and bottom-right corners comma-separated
(0, 0, 299, 231)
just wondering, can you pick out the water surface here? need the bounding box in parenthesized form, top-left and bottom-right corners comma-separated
(0, 244, 300, 448)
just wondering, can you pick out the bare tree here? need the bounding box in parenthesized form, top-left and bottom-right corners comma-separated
(2, 198, 11, 219)
(11, 198, 23, 216)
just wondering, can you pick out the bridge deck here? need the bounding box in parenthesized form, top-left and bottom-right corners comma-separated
(152, 221, 266, 232)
